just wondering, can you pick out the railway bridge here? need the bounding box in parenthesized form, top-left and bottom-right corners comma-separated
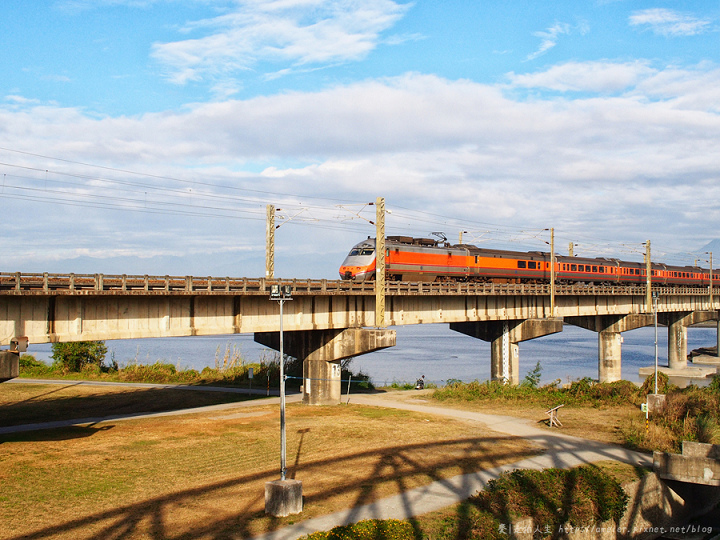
(1, 272, 718, 404)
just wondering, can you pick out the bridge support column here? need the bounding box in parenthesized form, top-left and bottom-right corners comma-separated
(450, 319, 563, 385)
(659, 311, 717, 369)
(566, 315, 653, 383)
(255, 328, 395, 405)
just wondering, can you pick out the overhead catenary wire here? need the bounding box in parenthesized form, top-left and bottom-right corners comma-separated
(0, 145, 710, 268)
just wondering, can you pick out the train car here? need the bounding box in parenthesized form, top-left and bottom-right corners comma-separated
(338, 236, 714, 286)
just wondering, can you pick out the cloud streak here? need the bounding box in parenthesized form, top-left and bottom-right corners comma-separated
(629, 8, 712, 37)
(151, 0, 411, 85)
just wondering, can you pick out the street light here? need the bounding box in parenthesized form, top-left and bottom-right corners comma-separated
(270, 284, 292, 480)
(653, 291, 658, 395)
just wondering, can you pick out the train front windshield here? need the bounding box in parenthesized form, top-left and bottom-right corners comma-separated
(339, 240, 376, 280)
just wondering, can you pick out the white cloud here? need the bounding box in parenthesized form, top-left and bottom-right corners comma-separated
(507, 61, 656, 93)
(2, 63, 720, 273)
(151, 0, 411, 84)
(629, 8, 712, 37)
(526, 22, 571, 61)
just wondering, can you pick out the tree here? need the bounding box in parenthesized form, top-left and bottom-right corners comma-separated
(51, 341, 108, 372)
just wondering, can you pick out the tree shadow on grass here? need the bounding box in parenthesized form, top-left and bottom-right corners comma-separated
(0, 385, 253, 428)
(0, 423, 114, 444)
(6, 435, 539, 540)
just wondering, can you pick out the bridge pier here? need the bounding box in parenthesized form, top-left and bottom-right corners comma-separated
(450, 319, 563, 385)
(659, 311, 717, 369)
(566, 315, 653, 383)
(254, 328, 395, 405)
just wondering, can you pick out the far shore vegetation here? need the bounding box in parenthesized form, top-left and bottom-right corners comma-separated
(18, 340, 374, 392)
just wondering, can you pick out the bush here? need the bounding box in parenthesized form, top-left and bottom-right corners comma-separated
(18, 354, 52, 376)
(301, 519, 415, 540)
(51, 341, 108, 372)
(472, 466, 628, 533)
(521, 361, 542, 388)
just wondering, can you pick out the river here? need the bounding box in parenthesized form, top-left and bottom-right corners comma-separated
(25, 323, 718, 387)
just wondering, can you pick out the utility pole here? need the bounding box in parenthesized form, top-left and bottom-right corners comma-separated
(709, 251, 714, 308)
(645, 240, 652, 313)
(568, 242, 574, 257)
(550, 228, 555, 317)
(375, 197, 386, 328)
(266, 204, 275, 279)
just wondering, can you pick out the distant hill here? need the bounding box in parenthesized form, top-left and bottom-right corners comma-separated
(699, 239, 720, 258)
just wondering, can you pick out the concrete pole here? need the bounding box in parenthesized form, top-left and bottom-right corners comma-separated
(568, 242, 574, 257)
(550, 228, 555, 318)
(375, 197, 386, 328)
(710, 252, 713, 308)
(645, 240, 652, 314)
(266, 204, 275, 279)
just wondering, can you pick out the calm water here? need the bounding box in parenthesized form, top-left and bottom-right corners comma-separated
(26, 323, 718, 387)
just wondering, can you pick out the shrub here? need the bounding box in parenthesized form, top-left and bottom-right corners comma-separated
(51, 341, 108, 372)
(640, 371, 670, 395)
(521, 361, 542, 389)
(301, 519, 415, 540)
(472, 466, 628, 534)
(18, 354, 52, 376)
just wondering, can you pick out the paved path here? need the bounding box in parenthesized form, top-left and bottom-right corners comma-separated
(251, 392, 652, 540)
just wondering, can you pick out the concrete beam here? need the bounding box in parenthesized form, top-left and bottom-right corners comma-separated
(654, 442, 720, 486)
(450, 319, 563, 385)
(566, 315, 654, 383)
(255, 328, 396, 405)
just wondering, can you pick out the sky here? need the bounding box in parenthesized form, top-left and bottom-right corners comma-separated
(1, 0, 719, 279)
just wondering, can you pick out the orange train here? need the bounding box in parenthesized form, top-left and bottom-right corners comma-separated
(339, 236, 714, 286)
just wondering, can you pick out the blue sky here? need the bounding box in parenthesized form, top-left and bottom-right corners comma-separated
(1, 0, 719, 278)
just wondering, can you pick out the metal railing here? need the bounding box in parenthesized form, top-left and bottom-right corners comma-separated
(0, 272, 715, 297)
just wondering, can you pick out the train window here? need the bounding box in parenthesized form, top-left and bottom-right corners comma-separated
(635, 269, 640, 275)
(517, 261, 527, 269)
(475, 256, 479, 264)
(528, 261, 537, 269)
(599, 267, 604, 273)
(592, 266, 598, 272)
(570, 264, 577, 271)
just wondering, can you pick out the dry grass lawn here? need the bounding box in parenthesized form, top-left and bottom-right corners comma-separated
(0, 383, 538, 540)
(401, 390, 642, 446)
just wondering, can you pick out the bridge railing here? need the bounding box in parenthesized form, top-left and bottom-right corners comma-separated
(0, 272, 716, 298)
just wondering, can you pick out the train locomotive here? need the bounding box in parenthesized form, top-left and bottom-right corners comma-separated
(339, 236, 713, 287)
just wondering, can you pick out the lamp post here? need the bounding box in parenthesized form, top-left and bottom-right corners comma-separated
(270, 284, 292, 480)
(653, 291, 658, 395)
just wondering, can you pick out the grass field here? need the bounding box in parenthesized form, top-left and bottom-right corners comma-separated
(0, 382, 540, 539)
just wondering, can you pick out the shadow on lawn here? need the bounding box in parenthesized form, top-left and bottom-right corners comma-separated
(6, 430, 651, 540)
